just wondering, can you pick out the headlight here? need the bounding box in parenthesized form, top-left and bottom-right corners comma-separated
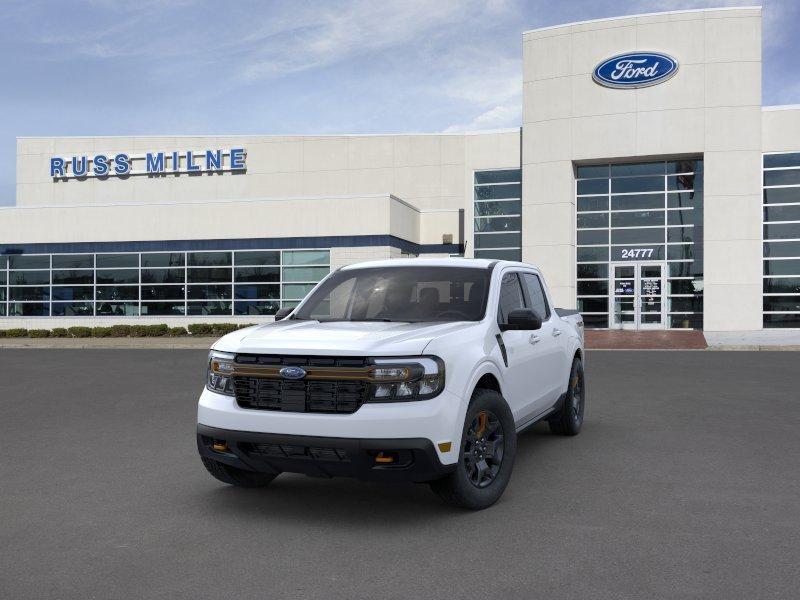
(367, 356, 445, 402)
(207, 350, 236, 396)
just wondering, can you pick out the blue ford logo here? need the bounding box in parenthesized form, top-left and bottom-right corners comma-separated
(593, 52, 678, 89)
(279, 366, 307, 380)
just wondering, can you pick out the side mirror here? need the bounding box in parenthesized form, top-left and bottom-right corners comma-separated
(274, 307, 294, 321)
(500, 308, 542, 331)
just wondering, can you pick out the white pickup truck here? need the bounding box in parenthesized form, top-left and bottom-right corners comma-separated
(198, 258, 585, 509)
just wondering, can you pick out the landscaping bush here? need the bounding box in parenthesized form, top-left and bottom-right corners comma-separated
(188, 323, 214, 336)
(167, 327, 188, 337)
(91, 327, 113, 338)
(129, 325, 148, 338)
(146, 324, 169, 337)
(4, 328, 29, 338)
(68, 326, 92, 338)
(28, 329, 51, 338)
(109, 324, 132, 337)
(212, 323, 239, 336)
(0, 329, 5, 338)
(50, 328, 69, 338)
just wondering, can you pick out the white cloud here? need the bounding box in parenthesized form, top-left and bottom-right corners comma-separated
(443, 103, 521, 132)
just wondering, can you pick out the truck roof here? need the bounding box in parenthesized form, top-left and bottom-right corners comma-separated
(339, 258, 540, 271)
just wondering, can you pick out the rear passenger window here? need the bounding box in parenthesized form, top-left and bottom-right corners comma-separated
(521, 273, 551, 319)
(498, 272, 525, 324)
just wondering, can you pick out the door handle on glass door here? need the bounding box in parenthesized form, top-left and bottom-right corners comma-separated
(552, 328, 562, 337)
(529, 334, 540, 344)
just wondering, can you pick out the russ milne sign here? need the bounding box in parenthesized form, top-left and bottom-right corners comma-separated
(593, 52, 678, 89)
(50, 148, 246, 179)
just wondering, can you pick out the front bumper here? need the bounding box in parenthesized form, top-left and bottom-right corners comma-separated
(198, 424, 455, 483)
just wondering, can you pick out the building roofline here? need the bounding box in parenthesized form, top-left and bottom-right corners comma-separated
(522, 5, 761, 36)
(16, 128, 520, 141)
(763, 104, 800, 112)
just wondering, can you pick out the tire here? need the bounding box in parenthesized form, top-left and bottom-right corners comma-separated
(548, 357, 585, 436)
(201, 456, 279, 488)
(430, 388, 517, 510)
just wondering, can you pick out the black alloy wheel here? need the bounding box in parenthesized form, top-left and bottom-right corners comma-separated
(463, 409, 505, 488)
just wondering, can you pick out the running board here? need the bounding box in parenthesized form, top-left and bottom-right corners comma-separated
(514, 392, 568, 433)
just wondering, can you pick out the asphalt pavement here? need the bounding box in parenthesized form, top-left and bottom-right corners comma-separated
(1, 350, 798, 599)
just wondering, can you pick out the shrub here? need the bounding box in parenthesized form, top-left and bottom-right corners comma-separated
(109, 324, 132, 337)
(167, 327, 188, 337)
(188, 323, 214, 336)
(0, 329, 5, 338)
(28, 329, 51, 338)
(237, 323, 257, 330)
(91, 327, 113, 338)
(129, 325, 148, 338)
(4, 328, 29, 338)
(68, 326, 92, 338)
(146, 324, 169, 337)
(212, 323, 239, 336)
(50, 328, 69, 338)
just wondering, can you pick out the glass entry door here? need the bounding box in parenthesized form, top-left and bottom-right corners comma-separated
(610, 262, 666, 330)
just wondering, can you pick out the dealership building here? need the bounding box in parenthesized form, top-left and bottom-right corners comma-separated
(2, 6, 799, 333)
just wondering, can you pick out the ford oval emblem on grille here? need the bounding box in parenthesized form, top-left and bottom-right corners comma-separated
(280, 366, 307, 380)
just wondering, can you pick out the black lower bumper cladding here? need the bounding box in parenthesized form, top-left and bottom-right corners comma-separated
(197, 424, 454, 483)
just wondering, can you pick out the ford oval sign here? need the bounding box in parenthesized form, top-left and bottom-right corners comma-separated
(593, 52, 678, 89)
(280, 366, 307, 380)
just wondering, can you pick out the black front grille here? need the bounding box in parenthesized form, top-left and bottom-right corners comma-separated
(233, 354, 371, 414)
(242, 442, 350, 462)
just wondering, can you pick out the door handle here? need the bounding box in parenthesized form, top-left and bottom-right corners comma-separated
(552, 328, 562, 337)
(529, 334, 540, 344)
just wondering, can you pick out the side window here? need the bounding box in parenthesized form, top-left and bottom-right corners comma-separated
(497, 272, 526, 324)
(521, 273, 551, 319)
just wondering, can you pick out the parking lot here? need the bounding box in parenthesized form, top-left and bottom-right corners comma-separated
(1, 349, 798, 599)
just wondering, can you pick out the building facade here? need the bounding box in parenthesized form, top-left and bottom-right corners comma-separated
(2, 6, 799, 332)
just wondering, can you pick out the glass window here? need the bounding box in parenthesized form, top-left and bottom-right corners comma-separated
(52, 254, 93, 269)
(234, 267, 280, 282)
(668, 227, 695, 244)
(764, 169, 800, 187)
(282, 266, 329, 282)
(142, 268, 185, 284)
(96, 254, 138, 268)
(282, 250, 329, 266)
(474, 184, 521, 200)
(577, 230, 608, 245)
(474, 217, 521, 233)
(611, 176, 663, 194)
(140, 302, 185, 316)
(474, 249, 522, 261)
(283, 283, 316, 300)
(10, 287, 49, 301)
(577, 281, 608, 296)
(187, 268, 231, 283)
(667, 160, 702, 174)
(9, 271, 50, 285)
(187, 285, 232, 300)
(8, 302, 49, 316)
(96, 302, 138, 316)
(187, 252, 231, 267)
(52, 270, 93, 285)
(611, 162, 664, 177)
(577, 179, 608, 195)
(235, 301, 280, 316)
(577, 212, 608, 229)
(581, 314, 609, 328)
(764, 223, 800, 240)
(668, 192, 702, 209)
(9, 255, 49, 269)
(667, 174, 699, 191)
(577, 298, 608, 312)
(611, 194, 664, 210)
(669, 314, 703, 329)
(96, 286, 138, 301)
(764, 153, 800, 168)
(141, 285, 185, 300)
(96, 269, 138, 284)
(52, 286, 93, 301)
(234, 284, 279, 299)
(474, 200, 521, 217)
(577, 197, 608, 212)
(187, 301, 232, 316)
(576, 165, 608, 179)
(763, 296, 800, 312)
(611, 228, 665, 245)
(141, 253, 185, 268)
(764, 259, 800, 276)
(577, 247, 608, 262)
(668, 262, 695, 277)
(52, 302, 94, 316)
(764, 241, 800, 258)
(763, 188, 800, 204)
(234, 251, 280, 266)
(474, 170, 520, 185)
(763, 314, 800, 327)
(667, 245, 694, 261)
(521, 273, 550, 318)
(474, 233, 521, 249)
(577, 264, 608, 279)
(763, 278, 800, 294)
(669, 297, 703, 312)
(611, 210, 665, 228)
(667, 209, 699, 226)
(668, 279, 703, 295)
(764, 205, 800, 223)
(497, 273, 525, 323)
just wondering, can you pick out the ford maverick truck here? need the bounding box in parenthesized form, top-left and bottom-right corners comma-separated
(197, 258, 585, 509)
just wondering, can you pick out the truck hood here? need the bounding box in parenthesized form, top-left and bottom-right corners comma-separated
(213, 320, 478, 356)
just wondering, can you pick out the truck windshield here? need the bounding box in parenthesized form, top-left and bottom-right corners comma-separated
(292, 266, 490, 322)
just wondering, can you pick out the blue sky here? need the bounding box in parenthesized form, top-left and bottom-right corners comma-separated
(1, 0, 798, 206)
